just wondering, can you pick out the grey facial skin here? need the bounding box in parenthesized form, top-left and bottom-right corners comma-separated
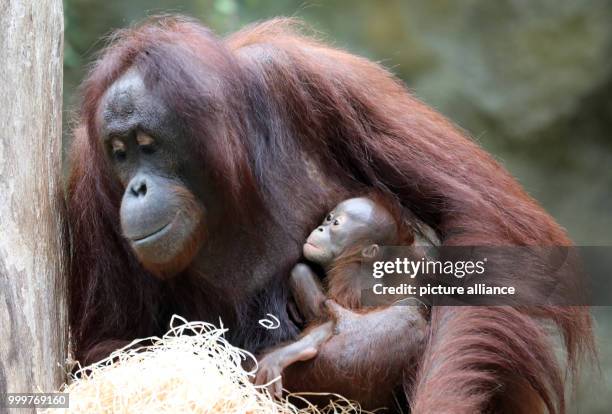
(99, 70, 205, 278)
(302, 197, 397, 267)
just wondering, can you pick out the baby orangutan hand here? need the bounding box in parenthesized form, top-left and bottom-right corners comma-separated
(254, 318, 335, 399)
(254, 344, 318, 398)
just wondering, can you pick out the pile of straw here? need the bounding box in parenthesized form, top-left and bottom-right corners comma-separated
(49, 315, 363, 413)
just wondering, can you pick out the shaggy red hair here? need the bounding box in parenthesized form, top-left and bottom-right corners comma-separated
(67, 16, 594, 413)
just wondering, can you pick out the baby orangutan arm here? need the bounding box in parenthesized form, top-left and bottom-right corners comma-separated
(255, 263, 332, 397)
(283, 300, 428, 409)
(289, 263, 327, 322)
(255, 321, 334, 398)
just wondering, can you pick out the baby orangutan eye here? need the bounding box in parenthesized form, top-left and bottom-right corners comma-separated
(333, 219, 340, 226)
(326, 214, 333, 222)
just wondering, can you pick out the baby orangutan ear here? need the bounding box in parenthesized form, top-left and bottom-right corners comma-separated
(361, 244, 380, 260)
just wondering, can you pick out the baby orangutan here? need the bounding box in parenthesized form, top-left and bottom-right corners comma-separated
(255, 196, 428, 406)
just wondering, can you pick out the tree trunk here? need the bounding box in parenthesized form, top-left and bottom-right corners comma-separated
(0, 0, 66, 407)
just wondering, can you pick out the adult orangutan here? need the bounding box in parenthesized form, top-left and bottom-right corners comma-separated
(67, 16, 593, 413)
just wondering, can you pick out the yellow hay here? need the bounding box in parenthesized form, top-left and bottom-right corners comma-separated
(48, 315, 365, 414)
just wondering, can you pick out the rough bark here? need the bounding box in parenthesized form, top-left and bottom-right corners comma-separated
(0, 0, 66, 407)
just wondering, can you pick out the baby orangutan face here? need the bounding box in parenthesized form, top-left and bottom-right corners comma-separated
(303, 197, 397, 267)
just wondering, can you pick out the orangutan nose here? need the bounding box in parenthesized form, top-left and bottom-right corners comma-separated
(130, 177, 148, 198)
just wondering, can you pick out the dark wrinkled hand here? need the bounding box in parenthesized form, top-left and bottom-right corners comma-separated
(317, 300, 427, 372)
(280, 300, 428, 409)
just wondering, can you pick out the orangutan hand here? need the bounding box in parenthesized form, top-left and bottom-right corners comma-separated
(280, 299, 428, 409)
(320, 299, 427, 371)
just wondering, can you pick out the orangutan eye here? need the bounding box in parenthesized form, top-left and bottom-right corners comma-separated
(139, 143, 156, 155)
(333, 219, 340, 226)
(111, 139, 127, 161)
(326, 214, 333, 221)
(114, 150, 127, 161)
(137, 133, 156, 155)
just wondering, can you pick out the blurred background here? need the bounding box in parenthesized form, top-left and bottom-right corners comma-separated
(63, 0, 612, 411)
